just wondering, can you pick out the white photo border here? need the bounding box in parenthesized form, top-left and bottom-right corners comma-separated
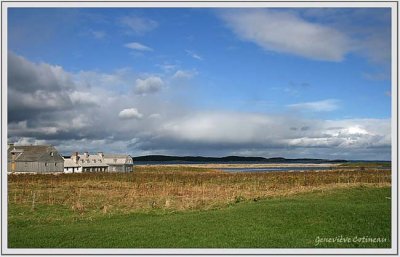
(1, 1, 398, 255)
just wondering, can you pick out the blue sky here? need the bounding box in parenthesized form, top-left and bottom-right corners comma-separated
(8, 8, 392, 160)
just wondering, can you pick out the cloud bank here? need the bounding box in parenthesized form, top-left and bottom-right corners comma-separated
(7, 52, 391, 160)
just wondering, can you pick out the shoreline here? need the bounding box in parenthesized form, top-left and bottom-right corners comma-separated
(134, 163, 341, 169)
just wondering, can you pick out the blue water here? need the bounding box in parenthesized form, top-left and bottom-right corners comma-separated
(134, 161, 390, 173)
(134, 161, 340, 165)
(218, 167, 335, 173)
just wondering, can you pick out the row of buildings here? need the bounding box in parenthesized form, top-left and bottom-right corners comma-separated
(7, 144, 134, 173)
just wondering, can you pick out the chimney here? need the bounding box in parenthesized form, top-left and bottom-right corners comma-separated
(98, 152, 104, 158)
(71, 152, 79, 163)
(84, 152, 89, 159)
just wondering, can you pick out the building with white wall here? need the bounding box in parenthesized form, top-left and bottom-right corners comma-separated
(63, 152, 133, 173)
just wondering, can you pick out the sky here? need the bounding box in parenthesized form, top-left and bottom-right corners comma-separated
(7, 7, 392, 160)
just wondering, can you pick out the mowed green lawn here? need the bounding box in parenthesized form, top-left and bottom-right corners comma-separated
(8, 186, 391, 248)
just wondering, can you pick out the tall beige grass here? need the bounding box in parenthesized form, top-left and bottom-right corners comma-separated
(8, 166, 391, 215)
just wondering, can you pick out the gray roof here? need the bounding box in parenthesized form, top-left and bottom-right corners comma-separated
(8, 145, 64, 163)
(63, 158, 80, 168)
(81, 163, 108, 168)
(103, 154, 133, 165)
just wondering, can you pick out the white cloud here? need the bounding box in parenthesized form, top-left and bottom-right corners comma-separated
(362, 71, 390, 81)
(118, 108, 143, 120)
(173, 69, 197, 79)
(285, 119, 390, 149)
(220, 9, 352, 61)
(91, 30, 106, 39)
(69, 91, 98, 105)
(14, 137, 48, 146)
(158, 64, 177, 72)
(75, 68, 131, 89)
(162, 112, 274, 144)
(288, 99, 340, 112)
(119, 15, 158, 34)
(149, 113, 161, 119)
(185, 50, 203, 60)
(134, 76, 164, 95)
(124, 42, 153, 52)
(346, 126, 369, 135)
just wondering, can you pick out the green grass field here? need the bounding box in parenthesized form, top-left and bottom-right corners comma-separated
(8, 186, 391, 248)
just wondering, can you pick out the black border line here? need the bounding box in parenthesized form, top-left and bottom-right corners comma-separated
(0, 1, 398, 256)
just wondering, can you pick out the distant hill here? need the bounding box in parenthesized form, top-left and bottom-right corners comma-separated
(133, 155, 348, 163)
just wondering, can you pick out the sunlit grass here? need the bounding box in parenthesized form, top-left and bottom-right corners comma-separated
(8, 186, 391, 248)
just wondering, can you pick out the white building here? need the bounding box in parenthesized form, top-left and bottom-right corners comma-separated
(103, 154, 134, 172)
(63, 152, 133, 173)
(63, 158, 82, 173)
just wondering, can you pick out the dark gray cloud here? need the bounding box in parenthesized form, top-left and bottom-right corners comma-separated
(8, 52, 76, 122)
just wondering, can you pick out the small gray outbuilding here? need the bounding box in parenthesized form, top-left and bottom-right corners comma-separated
(7, 144, 64, 173)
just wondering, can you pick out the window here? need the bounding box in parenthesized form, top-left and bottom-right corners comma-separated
(45, 162, 48, 166)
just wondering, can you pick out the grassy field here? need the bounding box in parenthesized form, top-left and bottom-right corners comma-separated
(8, 166, 391, 248)
(340, 161, 391, 169)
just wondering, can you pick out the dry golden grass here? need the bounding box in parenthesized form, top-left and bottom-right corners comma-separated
(8, 166, 391, 216)
(135, 163, 341, 168)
